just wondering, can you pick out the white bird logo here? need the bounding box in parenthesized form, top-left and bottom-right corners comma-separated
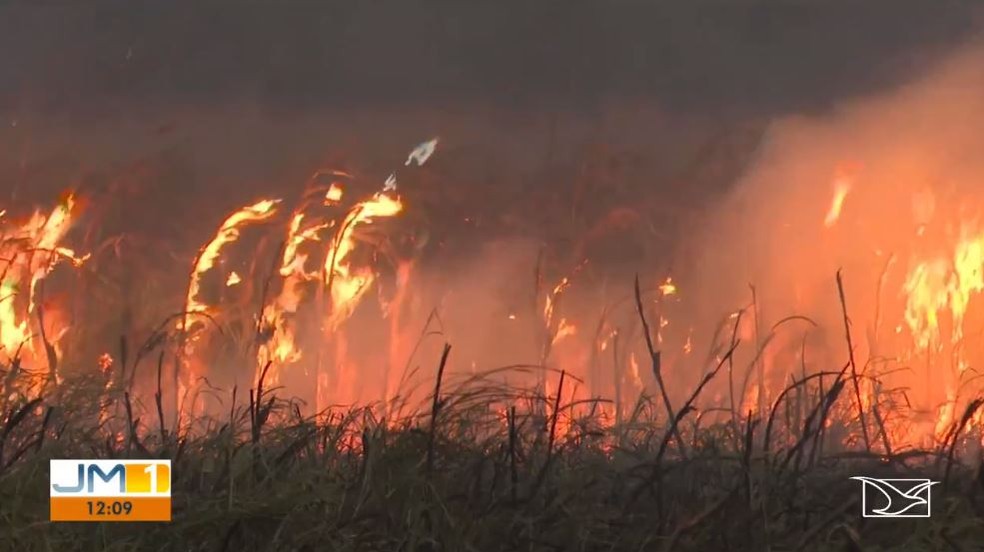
(851, 477, 938, 517)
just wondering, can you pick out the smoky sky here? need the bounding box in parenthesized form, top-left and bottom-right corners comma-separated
(0, 1, 979, 119)
(1, 1, 983, 399)
(0, 1, 981, 259)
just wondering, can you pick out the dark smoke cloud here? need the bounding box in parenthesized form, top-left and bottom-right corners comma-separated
(0, 1, 977, 118)
(0, 1, 979, 252)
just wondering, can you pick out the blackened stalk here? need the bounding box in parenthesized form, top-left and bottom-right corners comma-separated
(627, 342, 737, 508)
(763, 370, 841, 457)
(944, 398, 984, 491)
(155, 351, 167, 449)
(547, 370, 565, 459)
(750, 285, 764, 416)
(727, 310, 744, 451)
(530, 369, 566, 499)
(836, 270, 870, 452)
(508, 405, 518, 504)
(612, 330, 622, 428)
(426, 343, 451, 475)
(36, 406, 53, 452)
(0, 397, 42, 472)
(634, 275, 686, 459)
(123, 391, 134, 456)
(34, 278, 58, 389)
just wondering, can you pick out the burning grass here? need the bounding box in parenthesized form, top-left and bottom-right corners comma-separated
(5, 132, 984, 548)
(2, 336, 984, 551)
(3, 259, 984, 550)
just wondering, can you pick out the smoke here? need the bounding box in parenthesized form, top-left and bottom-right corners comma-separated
(1, 2, 983, 424)
(0, 2, 976, 115)
(0, 2, 978, 270)
(680, 39, 984, 425)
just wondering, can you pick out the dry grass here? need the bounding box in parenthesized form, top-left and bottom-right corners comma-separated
(1, 336, 984, 552)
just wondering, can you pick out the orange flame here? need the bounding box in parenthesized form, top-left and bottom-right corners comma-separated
(323, 192, 403, 330)
(181, 198, 279, 409)
(552, 318, 577, 346)
(543, 277, 571, 324)
(824, 178, 852, 228)
(185, 199, 280, 326)
(325, 183, 344, 204)
(0, 193, 85, 388)
(257, 210, 331, 384)
(903, 225, 984, 351)
(658, 276, 677, 296)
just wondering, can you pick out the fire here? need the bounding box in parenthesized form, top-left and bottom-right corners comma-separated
(658, 276, 677, 296)
(903, 259, 952, 351)
(0, 280, 30, 360)
(0, 193, 85, 388)
(902, 226, 984, 351)
(256, 211, 330, 384)
(552, 318, 577, 345)
(185, 199, 280, 325)
(325, 183, 344, 204)
(98, 353, 114, 372)
(256, 141, 427, 401)
(180, 198, 279, 411)
(824, 163, 860, 228)
(323, 192, 403, 330)
(948, 228, 984, 345)
(27, 138, 984, 456)
(543, 277, 570, 323)
(898, 221, 984, 441)
(626, 352, 642, 391)
(824, 177, 852, 228)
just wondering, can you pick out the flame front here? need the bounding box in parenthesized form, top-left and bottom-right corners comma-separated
(257, 209, 332, 385)
(180, 198, 279, 412)
(900, 222, 984, 440)
(903, 225, 984, 352)
(0, 193, 85, 392)
(323, 192, 403, 330)
(185, 199, 280, 325)
(11, 138, 984, 455)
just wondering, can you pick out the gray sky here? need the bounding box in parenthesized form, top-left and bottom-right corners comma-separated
(0, 2, 979, 249)
(0, 2, 977, 119)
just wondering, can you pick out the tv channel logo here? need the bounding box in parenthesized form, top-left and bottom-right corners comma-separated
(851, 477, 937, 518)
(50, 460, 171, 521)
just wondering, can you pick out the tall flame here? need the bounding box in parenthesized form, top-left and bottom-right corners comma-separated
(257, 208, 334, 385)
(184, 199, 280, 327)
(181, 198, 279, 411)
(0, 193, 85, 389)
(901, 220, 984, 440)
(903, 226, 984, 351)
(323, 192, 403, 330)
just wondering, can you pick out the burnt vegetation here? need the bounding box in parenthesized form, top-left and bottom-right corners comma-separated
(4, 1, 984, 550)
(1, 117, 983, 551)
(2, 339, 984, 550)
(2, 273, 984, 550)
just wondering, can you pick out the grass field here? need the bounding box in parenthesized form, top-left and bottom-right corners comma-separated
(2, 340, 984, 552)
(1, 138, 983, 550)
